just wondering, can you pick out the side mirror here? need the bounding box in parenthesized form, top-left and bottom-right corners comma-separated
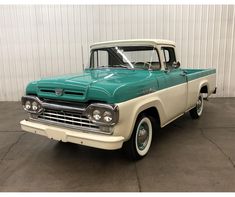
(172, 61, 180, 69)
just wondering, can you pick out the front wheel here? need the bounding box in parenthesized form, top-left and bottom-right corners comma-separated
(124, 114, 154, 160)
(190, 93, 204, 119)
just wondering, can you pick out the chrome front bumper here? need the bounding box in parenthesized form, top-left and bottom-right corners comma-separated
(20, 120, 124, 150)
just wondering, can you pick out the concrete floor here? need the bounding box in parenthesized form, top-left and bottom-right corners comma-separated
(0, 98, 235, 192)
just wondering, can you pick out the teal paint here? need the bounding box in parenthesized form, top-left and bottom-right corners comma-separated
(26, 68, 216, 104)
(184, 68, 216, 81)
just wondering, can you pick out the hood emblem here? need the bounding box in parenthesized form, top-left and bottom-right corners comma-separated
(55, 89, 63, 96)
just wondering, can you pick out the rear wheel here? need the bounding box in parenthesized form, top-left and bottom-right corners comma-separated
(190, 93, 204, 119)
(124, 114, 154, 160)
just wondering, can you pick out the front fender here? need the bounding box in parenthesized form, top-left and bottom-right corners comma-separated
(114, 92, 167, 141)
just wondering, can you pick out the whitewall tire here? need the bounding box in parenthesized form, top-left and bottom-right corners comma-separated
(124, 114, 154, 160)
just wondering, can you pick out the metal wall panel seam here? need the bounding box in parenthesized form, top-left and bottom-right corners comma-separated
(227, 6, 235, 96)
(221, 5, 229, 96)
(216, 6, 222, 96)
(2, 6, 14, 100)
(204, 5, 209, 69)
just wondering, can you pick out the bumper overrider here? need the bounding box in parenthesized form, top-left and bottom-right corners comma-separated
(20, 96, 124, 150)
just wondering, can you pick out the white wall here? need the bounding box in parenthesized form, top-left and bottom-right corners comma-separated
(0, 5, 234, 101)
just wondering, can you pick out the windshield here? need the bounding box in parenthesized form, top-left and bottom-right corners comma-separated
(89, 46, 160, 70)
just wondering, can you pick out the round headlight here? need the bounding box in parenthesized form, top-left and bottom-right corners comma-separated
(93, 109, 101, 120)
(32, 101, 38, 111)
(103, 111, 112, 122)
(25, 101, 31, 110)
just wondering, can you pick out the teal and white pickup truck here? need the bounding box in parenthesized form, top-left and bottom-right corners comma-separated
(20, 39, 216, 160)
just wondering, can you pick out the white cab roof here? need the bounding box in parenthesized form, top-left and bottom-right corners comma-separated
(90, 39, 175, 49)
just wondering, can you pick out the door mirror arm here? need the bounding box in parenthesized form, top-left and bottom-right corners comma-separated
(164, 61, 181, 73)
(164, 67, 172, 73)
(172, 61, 181, 69)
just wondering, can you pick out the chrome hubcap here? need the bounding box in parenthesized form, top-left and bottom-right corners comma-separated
(137, 122, 149, 150)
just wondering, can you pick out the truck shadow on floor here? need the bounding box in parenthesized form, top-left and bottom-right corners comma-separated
(51, 112, 197, 162)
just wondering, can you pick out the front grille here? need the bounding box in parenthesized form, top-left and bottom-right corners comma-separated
(37, 109, 99, 130)
(39, 88, 85, 97)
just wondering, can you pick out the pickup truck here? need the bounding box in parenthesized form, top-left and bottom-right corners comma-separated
(20, 39, 216, 160)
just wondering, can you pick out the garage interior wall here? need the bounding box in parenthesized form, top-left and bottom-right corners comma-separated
(0, 5, 234, 101)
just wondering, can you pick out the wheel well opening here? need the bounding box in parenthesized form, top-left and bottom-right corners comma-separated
(140, 107, 160, 126)
(200, 85, 208, 93)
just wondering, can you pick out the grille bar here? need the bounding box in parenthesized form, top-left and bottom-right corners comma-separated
(37, 109, 99, 130)
(43, 112, 90, 122)
(40, 115, 96, 127)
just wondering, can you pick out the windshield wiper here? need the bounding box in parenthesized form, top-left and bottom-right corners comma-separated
(88, 65, 132, 70)
(109, 65, 132, 69)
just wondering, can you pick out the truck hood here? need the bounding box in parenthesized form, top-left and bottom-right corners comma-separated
(26, 68, 159, 103)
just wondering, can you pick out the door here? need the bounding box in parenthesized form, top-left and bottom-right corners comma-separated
(157, 47, 188, 123)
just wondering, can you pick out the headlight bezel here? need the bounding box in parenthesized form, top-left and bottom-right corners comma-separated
(21, 96, 43, 114)
(85, 103, 119, 126)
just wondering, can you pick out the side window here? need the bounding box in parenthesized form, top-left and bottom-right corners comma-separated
(163, 49, 170, 62)
(92, 51, 98, 67)
(91, 50, 109, 68)
(98, 50, 108, 67)
(162, 47, 176, 69)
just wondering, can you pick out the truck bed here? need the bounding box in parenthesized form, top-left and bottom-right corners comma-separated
(182, 68, 216, 81)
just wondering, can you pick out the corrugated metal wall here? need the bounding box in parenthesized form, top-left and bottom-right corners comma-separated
(0, 5, 234, 101)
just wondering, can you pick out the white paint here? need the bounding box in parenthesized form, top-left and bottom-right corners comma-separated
(0, 5, 234, 101)
(20, 119, 124, 150)
(115, 73, 216, 140)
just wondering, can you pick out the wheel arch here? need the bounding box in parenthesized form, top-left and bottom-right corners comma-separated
(116, 95, 167, 141)
(198, 81, 209, 97)
(136, 106, 160, 127)
(125, 100, 164, 141)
